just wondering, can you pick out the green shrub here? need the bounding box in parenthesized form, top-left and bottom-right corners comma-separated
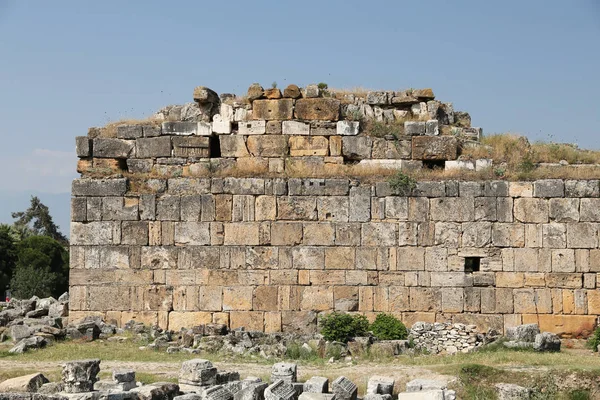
(370, 313, 408, 340)
(586, 326, 600, 351)
(320, 312, 369, 343)
(388, 171, 416, 195)
(317, 82, 328, 90)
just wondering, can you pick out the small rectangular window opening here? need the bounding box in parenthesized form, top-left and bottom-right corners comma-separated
(464, 257, 481, 273)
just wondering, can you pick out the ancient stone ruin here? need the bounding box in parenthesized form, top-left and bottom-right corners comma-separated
(70, 83, 600, 336)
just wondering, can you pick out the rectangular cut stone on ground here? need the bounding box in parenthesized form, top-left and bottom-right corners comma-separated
(179, 359, 218, 386)
(265, 379, 298, 400)
(332, 376, 357, 400)
(303, 377, 329, 393)
(270, 362, 297, 383)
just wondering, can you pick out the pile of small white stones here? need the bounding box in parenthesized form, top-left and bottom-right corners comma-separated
(410, 322, 483, 354)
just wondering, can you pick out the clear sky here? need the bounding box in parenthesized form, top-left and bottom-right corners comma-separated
(0, 0, 599, 234)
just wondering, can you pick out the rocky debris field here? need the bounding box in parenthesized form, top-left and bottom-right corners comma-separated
(0, 357, 459, 400)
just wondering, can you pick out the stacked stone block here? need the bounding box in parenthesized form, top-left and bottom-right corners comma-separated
(70, 175, 600, 336)
(76, 83, 477, 182)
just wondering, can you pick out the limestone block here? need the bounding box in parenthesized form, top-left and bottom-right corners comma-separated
(271, 222, 303, 245)
(413, 181, 445, 197)
(293, 247, 325, 270)
(331, 377, 357, 400)
(492, 223, 525, 247)
(565, 180, 600, 197)
(459, 181, 484, 197)
(514, 198, 549, 223)
(567, 223, 598, 248)
(135, 137, 172, 158)
(474, 197, 497, 221)
(303, 223, 335, 245)
(325, 247, 355, 270)
(412, 136, 458, 160)
(76, 136, 92, 157)
(277, 196, 317, 220)
(317, 197, 349, 222)
(255, 195, 276, 221)
(223, 178, 266, 195)
(396, 247, 425, 271)
(239, 120, 266, 135)
(247, 136, 289, 157)
(224, 223, 259, 245)
(304, 377, 329, 393)
(512, 248, 540, 272)
(425, 120, 439, 136)
(282, 121, 310, 135)
(335, 223, 361, 246)
(310, 121, 337, 136)
(301, 286, 333, 311)
(179, 359, 217, 386)
(283, 84, 302, 99)
(362, 223, 397, 246)
(247, 286, 277, 312)
(441, 288, 464, 312)
(71, 221, 120, 245)
(101, 197, 138, 221)
(271, 362, 297, 384)
(445, 160, 475, 171)
(430, 272, 472, 287)
(509, 182, 533, 198)
(430, 198, 474, 222)
(542, 223, 567, 248)
(549, 198, 579, 222)
(404, 121, 426, 136)
(252, 99, 294, 120)
(329, 136, 342, 156)
(172, 136, 210, 157)
(372, 139, 411, 159)
(266, 120, 283, 134)
(384, 197, 408, 220)
(93, 138, 134, 158)
(497, 198, 514, 222)
(221, 286, 253, 311)
(462, 222, 492, 247)
(551, 249, 575, 272)
(409, 287, 441, 311)
(289, 136, 329, 156)
(534, 179, 565, 198)
(580, 199, 600, 221)
(173, 222, 210, 245)
(121, 221, 149, 246)
(156, 195, 181, 221)
(340, 137, 372, 160)
(295, 98, 340, 121)
(336, 121, 360, 136)
(349, 187, 371, 222)
(425, 247, 448, 272)
(546, 273, 582, 288)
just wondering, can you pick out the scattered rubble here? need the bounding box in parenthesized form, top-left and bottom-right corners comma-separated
(504, 324, 561, 352)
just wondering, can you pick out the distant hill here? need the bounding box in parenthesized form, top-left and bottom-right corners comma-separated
(0, 191, 71, 239)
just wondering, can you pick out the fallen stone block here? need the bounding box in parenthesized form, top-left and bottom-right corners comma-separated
(131, 382, 180, 400)
(38, 382, 65, 395)
(331, 377, 357, 400)
(298, 394, 335, 400)
(9, 336, 47, 354)
(495, 383, 531, 400)
(397, 391, 445, 400)
(303, 377, 328, 393)
(406, 380, 447, 392)
(533, 332, 561, 352)
(62, 359, 101, 393)
(202, 385, 233, 400)
(0, 373, 49, 393)
(264, 380, 297, 400)
(179, 359, 217, 386)
(505, 324, 540, 343)
(366, 377, 394, 395)
(270, 363, 297, 383)
(234, 382, 267, 400)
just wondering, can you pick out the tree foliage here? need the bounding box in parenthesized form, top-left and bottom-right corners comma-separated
(12, 196, 68, 246)
(0, 225, 18, 296)
(9, 235, 69, 298)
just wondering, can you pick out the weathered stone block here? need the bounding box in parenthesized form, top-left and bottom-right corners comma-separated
(172, 136, 210, 157)
(282, 121, 310, 135)
(252, 99, 294, 120)
(277, 197, 317, 220)
(430, 198, 474, 221)
(93, 138, 134, 158)
(220, 135, 250, 157)
(223, 286, 253, 311)
(136, 137, 172, 158)
(239, 120, 266, 135)
(580, 199, 600, 221)
(534, 179, 565, 198)
(289, 136, 329, 156)
(247, 136, 289, 157)
(342, 137, 372, 160)
(404, 121, 426, 136)
(514, 198, 549, 223)
(295, 98, 340, 121)
(76, 136, 92, 157)
(224, 223, 259, 245)
(271, 222, 303, 245)
(565, 180, 600, 197)
(303, 223, 335, 245)
(549, 198, 579, 222)
(412, 136, 458, 160)
(336, 121, 360, 136)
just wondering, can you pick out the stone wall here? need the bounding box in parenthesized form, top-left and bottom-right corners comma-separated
(70, 83, 600, 336)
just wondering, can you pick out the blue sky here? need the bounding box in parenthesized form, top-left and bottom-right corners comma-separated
(0, 0, 599, 234)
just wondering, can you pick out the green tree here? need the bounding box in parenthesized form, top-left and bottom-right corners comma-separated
(10, 235, 69, 298)
(12, 196, 68, 246)
(0, 225, 18, 297)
